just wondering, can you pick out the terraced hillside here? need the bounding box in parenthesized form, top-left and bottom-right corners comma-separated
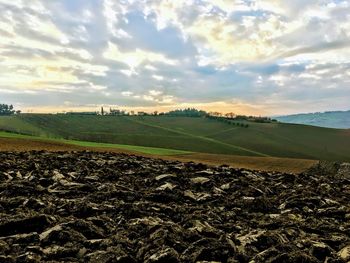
(0, 114, 349, 161)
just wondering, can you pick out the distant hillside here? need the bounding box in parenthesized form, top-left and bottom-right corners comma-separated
(275, 110, 350, 129)
(0, 114, 349, 161)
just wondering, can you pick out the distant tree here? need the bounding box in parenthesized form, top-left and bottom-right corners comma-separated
(110, 108, 126, 116)
(209, 111, 222, 117)
(165, 108, 208, 117)
(225, 112, 235, 119)
(0, 104, 18, 115)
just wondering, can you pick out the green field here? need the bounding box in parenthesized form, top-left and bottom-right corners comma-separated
(0, 114, 349, 161)
(0, 131, 190, 156)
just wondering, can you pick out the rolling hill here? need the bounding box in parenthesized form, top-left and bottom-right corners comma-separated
(0, 114, 349, 161)
(275, 110, 350, 129)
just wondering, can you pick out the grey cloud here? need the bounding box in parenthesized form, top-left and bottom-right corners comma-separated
(1, 0, 349, 114)
(277, 40, 350, 59)
(1, 45, 55, 59)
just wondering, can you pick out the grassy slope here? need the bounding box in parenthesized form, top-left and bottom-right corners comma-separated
(210, 122, 350, 160)
(0, 114, 349, 161)
(127, 117, 268, 157)
(5, 115, 258, 156)
(0, 134, 317, 173)
(130, 116, 350, 161)
(0, 116, 49, 136)
(0, 131, 190, 156)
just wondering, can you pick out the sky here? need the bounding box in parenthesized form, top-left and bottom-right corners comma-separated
(0, 0, 350, 115)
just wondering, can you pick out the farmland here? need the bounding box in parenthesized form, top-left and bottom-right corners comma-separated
(0, 151, 349, 262)
(0, 114, 349, 161)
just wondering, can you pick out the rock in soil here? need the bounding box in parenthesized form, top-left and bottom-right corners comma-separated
(0, 151, 349, 262)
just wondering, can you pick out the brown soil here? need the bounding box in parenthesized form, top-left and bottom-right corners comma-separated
(0, 151, 349, 262)
(0, 137, 131, 153)
(166, 153, 317, 174)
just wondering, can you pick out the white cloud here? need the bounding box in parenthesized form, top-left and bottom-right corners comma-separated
(140, 0, 350, 67)
(103, 42, 177, 70)
(152, 75, 164, 81)
(143, 0, 193, 30)
(103, 0, 126, 37)
(88, 84, 107, 91)
(26, 12, 69, 44)
(254, 0, 318, 16)
(149, 90, 163, 96)
(0, 0, 47, 13)
(120, 69, 136, 77)
(145, 64, 157, 71)
(0, 0, 349, 114)
(186, 16, 276, 64)
(122, 91, 133, 97)
(143, 95, 154, 101)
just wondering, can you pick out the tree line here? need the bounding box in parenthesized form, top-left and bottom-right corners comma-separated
(0, 103, 276, 126)
(0, 104, 21, 116)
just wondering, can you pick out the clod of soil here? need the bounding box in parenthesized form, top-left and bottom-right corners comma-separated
(0, 151, 349, 263)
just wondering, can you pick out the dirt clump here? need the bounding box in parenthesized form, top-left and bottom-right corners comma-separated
(0, 151, 348, 262)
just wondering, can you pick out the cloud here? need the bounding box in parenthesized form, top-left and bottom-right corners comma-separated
(103, 42, 177, 70)
(141, 0, 350, 65)
(186, 15, 275, 64)
(277, 40, 350, 61)
(205, 0, 250, 13)
(152, 75, 164, 81)
(121, 91, 133, 97)
(142, 0, 194, 30)
(0, 0, 349, 114)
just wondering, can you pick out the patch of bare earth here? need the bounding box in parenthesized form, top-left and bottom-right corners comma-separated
(166, 153, 318, 174)
(0, 151, 349, 262)
(0, 137, 135, 154)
